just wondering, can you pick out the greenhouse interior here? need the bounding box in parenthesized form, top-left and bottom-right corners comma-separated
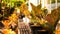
(0, 0, 60, 34)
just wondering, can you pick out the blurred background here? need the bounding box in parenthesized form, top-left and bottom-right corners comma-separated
(0, 0, 60, 34)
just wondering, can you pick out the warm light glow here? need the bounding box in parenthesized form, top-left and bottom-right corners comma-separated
(45, 0, 48, 8)
(2, 9, 18, 30)
(2, 11, 18, 34)
(17, 8, 20, 14)
(41, 0, 48, 8)
(41, 0, 45, 8)
(3, 29, 16, 34)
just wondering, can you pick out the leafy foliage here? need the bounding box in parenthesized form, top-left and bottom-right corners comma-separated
(30, 3, 41, 19)
(44, 7, 60, 34)
(0, 0, 27, 21)
(30, 3, 48, 24)
(30, 3, 60, 34)
(2, 0, 26, 7)
(20, 3, 30, 17)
